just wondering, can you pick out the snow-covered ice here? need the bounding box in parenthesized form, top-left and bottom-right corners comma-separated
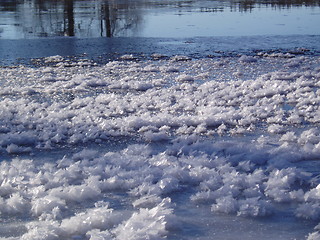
(0, 51, 320, 239)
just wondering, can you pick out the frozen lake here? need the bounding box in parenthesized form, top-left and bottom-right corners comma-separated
(1, 1, 320, 240)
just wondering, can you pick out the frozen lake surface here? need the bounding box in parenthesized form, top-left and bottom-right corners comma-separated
(1, 0, 320, 240)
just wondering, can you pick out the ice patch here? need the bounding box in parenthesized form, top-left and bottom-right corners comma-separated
(176, 74, 195, 82)
(44, 55, 64, 63)
(1, 54, 320, 239)
(114, 198, 174, 240)
(239, 55, 258, 63)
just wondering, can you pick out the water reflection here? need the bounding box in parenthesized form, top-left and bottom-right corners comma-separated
(0, 0, 144, 38)
(0, 0, 320, 39)
(230, 0, 320, 12)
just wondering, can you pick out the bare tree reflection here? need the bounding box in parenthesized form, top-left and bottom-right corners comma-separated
(237, 0, 255, 12)
(100, 0, 143, 37)
(0, 1, 19, 11)
(0, 0, 320, 38)
(30, 0, 143, 38)
(64, 0, 74, 36)
(102, 1, 112, 37)
(233, 0, 320, 11)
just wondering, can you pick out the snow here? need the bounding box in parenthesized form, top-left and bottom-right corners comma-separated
(0, 51, 320, 239)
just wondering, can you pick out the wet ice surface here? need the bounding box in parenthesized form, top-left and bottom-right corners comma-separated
(1, 49, 320, 239)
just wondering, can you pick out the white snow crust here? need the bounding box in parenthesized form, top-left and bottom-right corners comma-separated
(0, 53, 320, 239)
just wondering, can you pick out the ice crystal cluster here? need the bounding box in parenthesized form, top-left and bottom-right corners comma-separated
(0, 53, 320, 239)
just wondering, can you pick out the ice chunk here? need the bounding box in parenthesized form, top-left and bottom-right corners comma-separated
(86, 229, 114, 240)
(120, 54, 136, 60)
(143, 131, 170, 142)
(5, 193, 30, 215)
(211, 195, 238, 214)
(44, 55, 64, 63)
(132, 195, 162, 209)
(296, 202, 320, 220)
(280, 131, 298, 143)
(267, 124, 284, 134)
(239, 55, 258, 63)
(60, 202, 123, 236)
(160, 65, 179, 72)
(176, 74, 194, 83)
(113, 198, 174, 240)
(6, 144, 32, 154)
(307, 231, 320, 240)
(31, 196, 66, 217)
(237, 197, 272, 217)
(298, 128, 320, 145)
(20, 221, 61, 240)
(304, 184, 320, 202)
(170, 55, 191, 61)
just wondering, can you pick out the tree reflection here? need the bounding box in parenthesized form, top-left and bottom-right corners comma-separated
(234, 0, 320, 11)
(0, 0, 144, 38)
(0, 0, 319, 38)
(102, 1, 112, 37)
(100, 0, 143, 37)
(64, 0, 74, 36)
(0, 1, 19, 11)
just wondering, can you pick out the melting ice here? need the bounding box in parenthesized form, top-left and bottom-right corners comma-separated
(0, 51, 320, 239)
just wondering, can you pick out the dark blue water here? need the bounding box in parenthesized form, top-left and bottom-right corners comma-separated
(1, 35, 320, 66)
